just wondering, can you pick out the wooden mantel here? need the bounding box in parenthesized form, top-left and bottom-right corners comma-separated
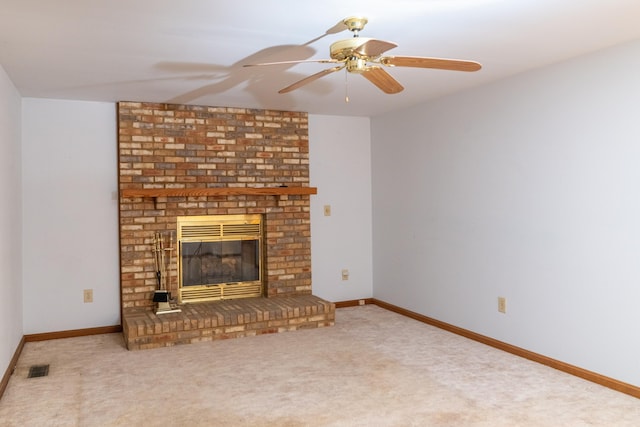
(120, 186, 317, 198)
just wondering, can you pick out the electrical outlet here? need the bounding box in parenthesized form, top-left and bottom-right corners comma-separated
(498, 297, 506, 313)
(84, 289, 93, 303)
(341, 269, 349, 281)
(324, 205, 331, 216)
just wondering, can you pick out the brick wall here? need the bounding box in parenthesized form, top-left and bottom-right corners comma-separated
(118, 102, 312, 311)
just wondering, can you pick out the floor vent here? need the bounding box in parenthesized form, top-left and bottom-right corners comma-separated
(27, 364, 49, 378)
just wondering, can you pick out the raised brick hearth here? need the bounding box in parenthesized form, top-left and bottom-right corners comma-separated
(123, 295, 334, 350)
(118, 102, 334, 349)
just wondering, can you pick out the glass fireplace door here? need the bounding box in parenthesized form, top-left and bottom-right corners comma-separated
(180, 239, 260, 287)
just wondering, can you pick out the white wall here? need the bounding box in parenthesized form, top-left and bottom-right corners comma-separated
(371, 39, 640, 386)
(309, 115, 373, 302)
(0, 66, 23, 377)
(22, 99, 120, 333)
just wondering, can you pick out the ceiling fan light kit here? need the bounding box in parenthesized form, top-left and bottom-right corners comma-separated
(244, 16, 482, 95)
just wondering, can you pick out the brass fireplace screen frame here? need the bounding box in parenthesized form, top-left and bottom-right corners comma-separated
(177, 214, 263, 303)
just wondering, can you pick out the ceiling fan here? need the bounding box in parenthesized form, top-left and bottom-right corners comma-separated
(243, 16, 482, 95)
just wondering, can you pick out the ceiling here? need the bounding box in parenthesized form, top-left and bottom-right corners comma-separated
(2, 0, 640, 117)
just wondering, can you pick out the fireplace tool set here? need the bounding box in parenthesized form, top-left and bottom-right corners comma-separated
(152, 232, 181, 314)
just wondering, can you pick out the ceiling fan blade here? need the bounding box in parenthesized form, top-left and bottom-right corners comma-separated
(278, 65, 345, 94)
(243, 58, 339, 67)
(361, 67, 404, 94)
(325, 20, 349, 35)
(303, 20, 349, 45)
(354, 39, 398, 58)
(381, 56, 482, 72)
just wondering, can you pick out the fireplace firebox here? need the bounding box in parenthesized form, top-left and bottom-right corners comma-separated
(177, 214, 263, 303)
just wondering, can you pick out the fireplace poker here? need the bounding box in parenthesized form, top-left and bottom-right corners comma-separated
(167, 232, 174, 292)
(152, 233, 161, 288)
(159, 232, 166, 291)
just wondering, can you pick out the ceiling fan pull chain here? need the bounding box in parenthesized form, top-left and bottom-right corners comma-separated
(345, 69, 350, 103)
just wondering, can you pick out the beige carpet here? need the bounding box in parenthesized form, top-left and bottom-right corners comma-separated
(0, 305, 638, 426)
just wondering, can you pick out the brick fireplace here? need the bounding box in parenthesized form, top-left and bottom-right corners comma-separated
(118, 102, 335, 350)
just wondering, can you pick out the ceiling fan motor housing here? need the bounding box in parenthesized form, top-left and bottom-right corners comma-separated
(330, 37, 374, 61)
